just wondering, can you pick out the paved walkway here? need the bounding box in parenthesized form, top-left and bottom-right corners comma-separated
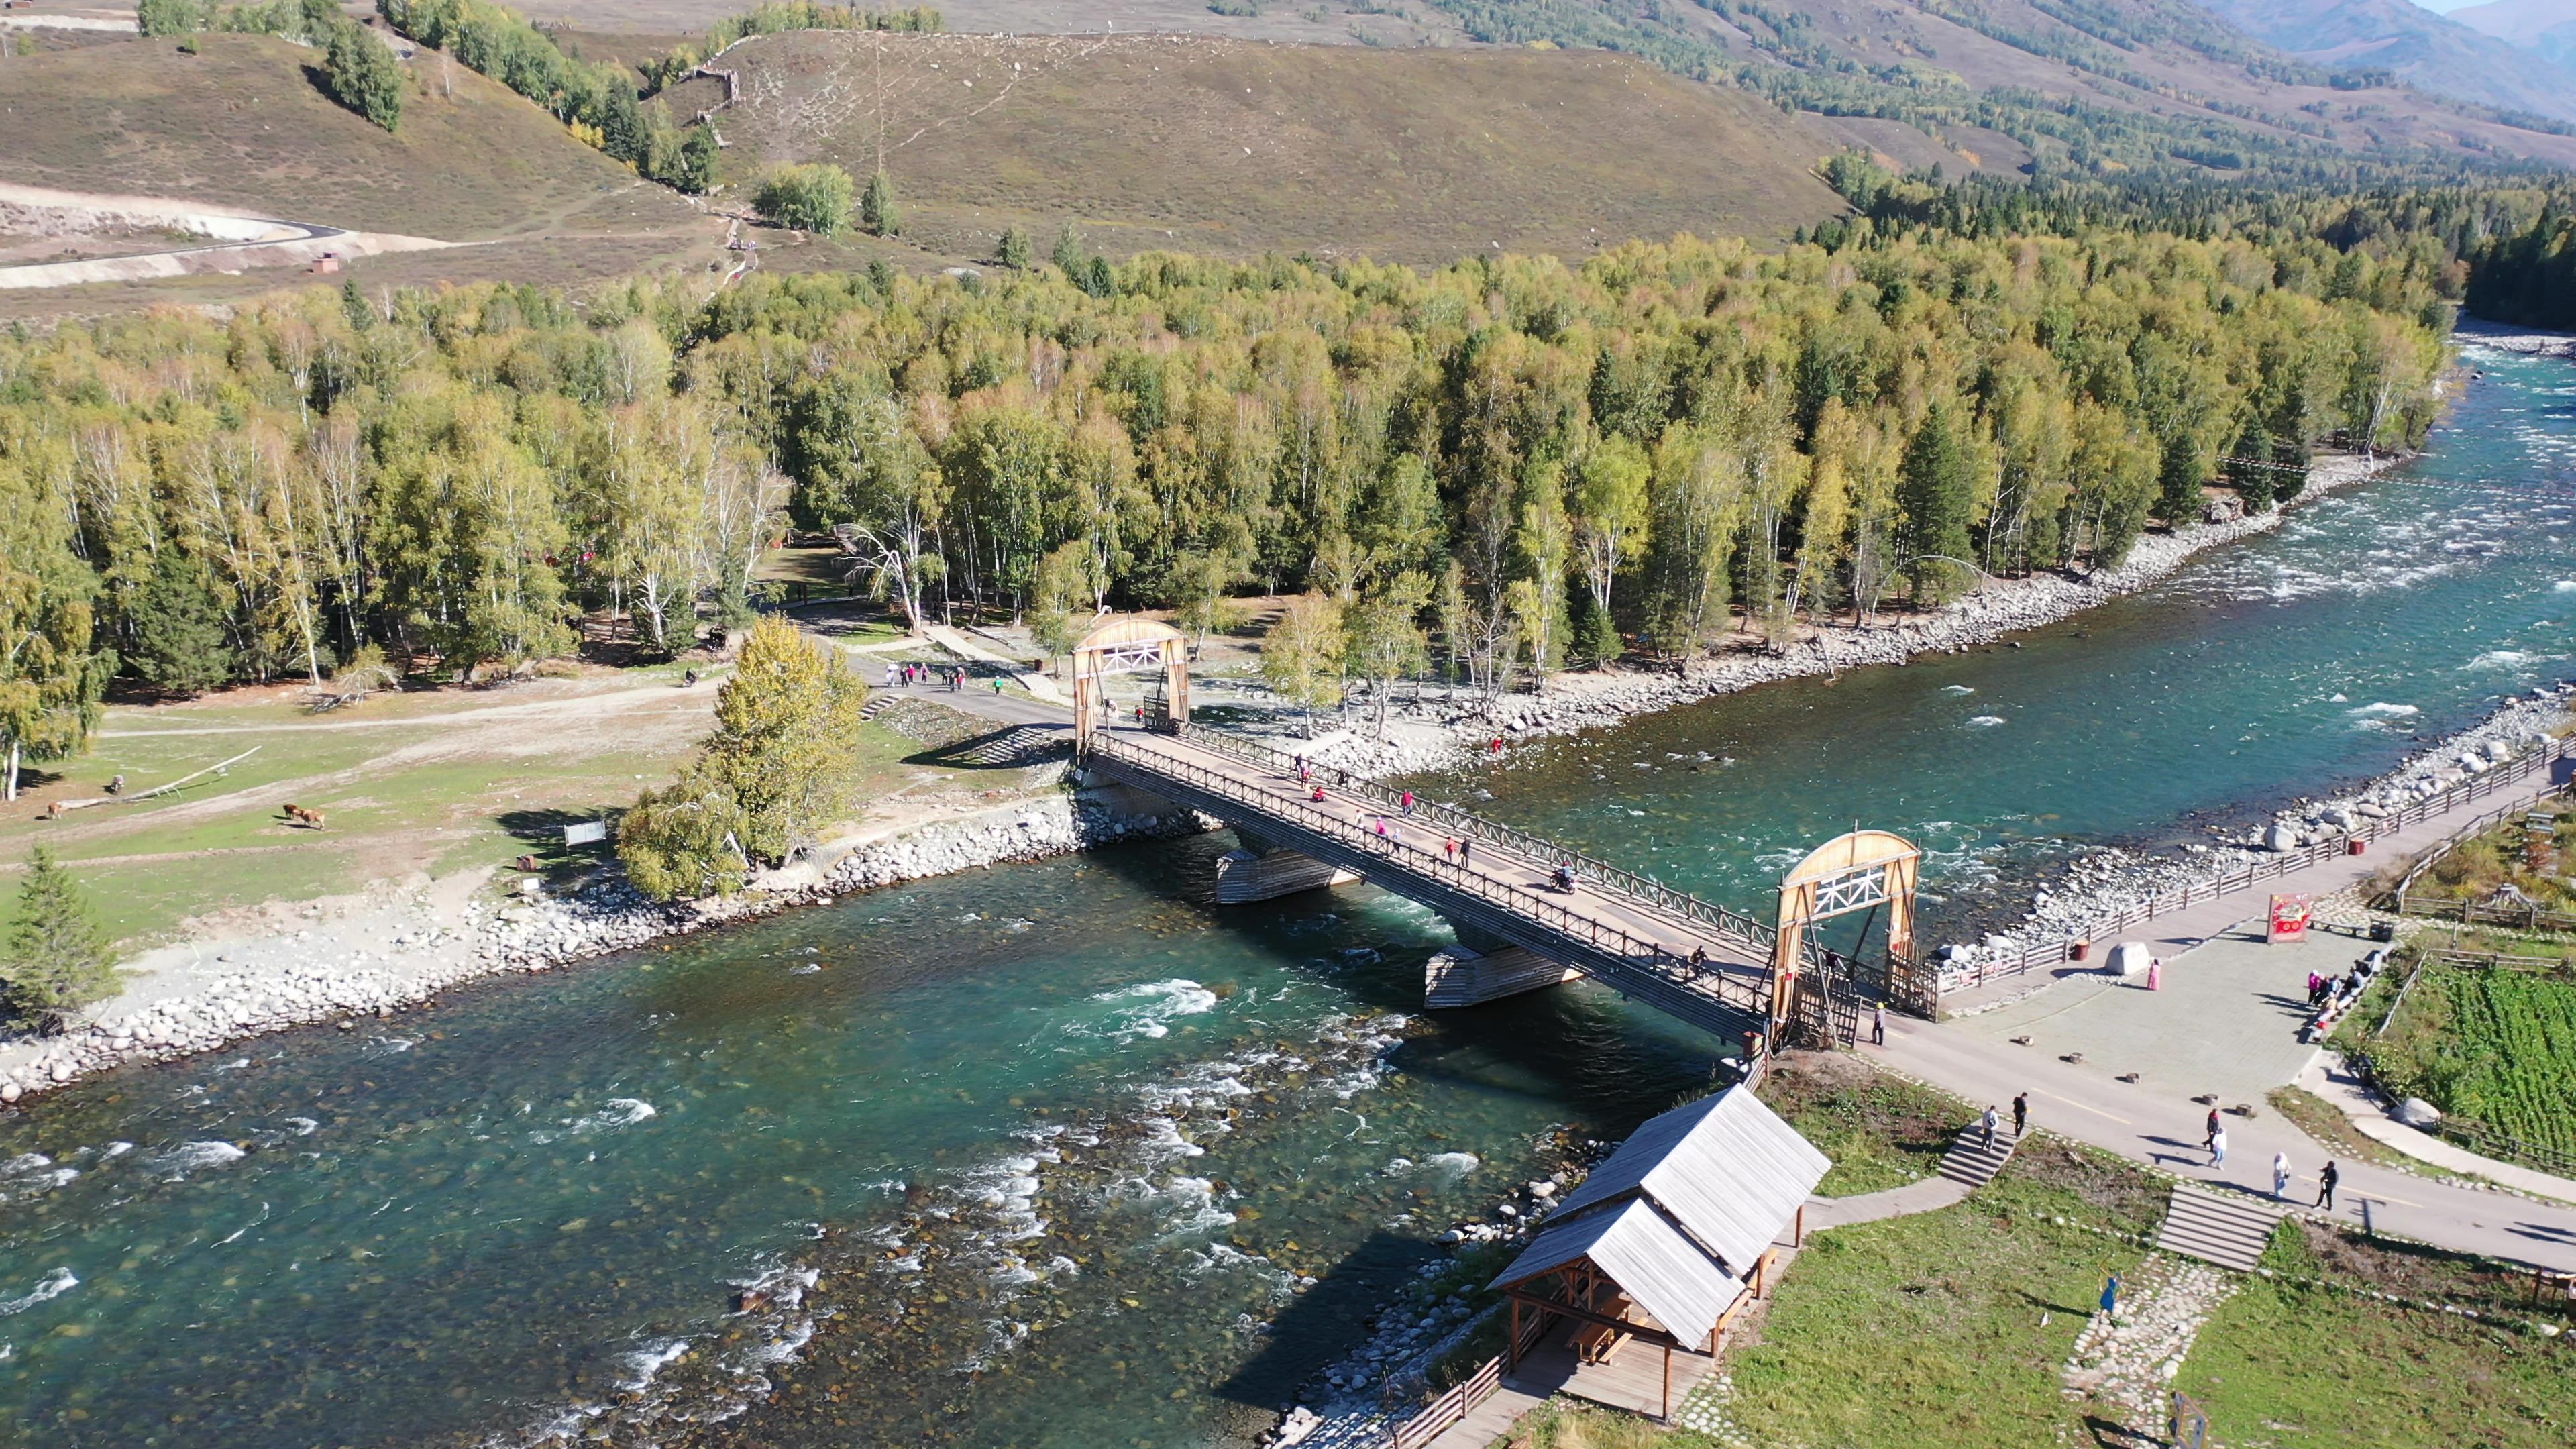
(2297, 1055, 2576, 1203)
(1881, 944, 2576, 1271)
(1939, 747, 2571, 1016)
(1955, 926, 2337, 1106)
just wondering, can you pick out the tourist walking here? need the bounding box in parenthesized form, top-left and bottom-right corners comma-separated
(1458, 838, 1473, 868)
(2273, 1151, 2292, 1199)
(2011, 1093, 2029, 1139)
(1871, 1002, 1886, 1046)
(1980, 1105, 1999, 1150)
(1400, 790, 1416, 817)
(2208, 1124, 2229, 1169)
(1489, 736, 1504, 758)
(2206, 1107, 2222, 1142)
(2100, 1272, 2121, 1318)
(2317, 1160, 2339, 1210)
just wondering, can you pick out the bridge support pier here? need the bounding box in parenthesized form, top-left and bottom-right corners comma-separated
(1424, 924, 1581, 1008)
(1213, 845, 1361, 904)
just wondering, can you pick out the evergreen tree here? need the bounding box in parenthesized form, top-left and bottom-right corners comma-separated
(667, 123, 718, 195)
(324, 20, 405, 133)
(1052, 223, 1085, 276)
(131, 550, 235, 696)
(1896, 400, 1976, 600)
(860, 168, 899, 236)
(998, 225, 1034, 271)
(3, 845, 115, 1030)
(2224, 419, 2277, 513)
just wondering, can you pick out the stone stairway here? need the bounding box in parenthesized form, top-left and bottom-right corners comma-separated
(1935, 1124, 2023, 1191)
(2154, 1186, 2283, 1272)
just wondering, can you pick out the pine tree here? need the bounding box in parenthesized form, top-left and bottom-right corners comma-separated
(1052, 223, 1085, 276)
(860, 168, 899, 236)
(131, 549, 235, 696)
(667, 124, 718, 195)
(3, 845, 115, 1030)
(1896, 400, 1975, 601)
(998, 225, 1034, 271)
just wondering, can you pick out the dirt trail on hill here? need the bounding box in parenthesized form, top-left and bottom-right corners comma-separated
(0, 180, 455, 289)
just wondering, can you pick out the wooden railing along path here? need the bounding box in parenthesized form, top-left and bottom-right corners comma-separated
(1942, 737, 2573, 994)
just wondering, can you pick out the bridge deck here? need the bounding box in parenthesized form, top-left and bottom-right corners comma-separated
(1081, 723, 1778, 1043)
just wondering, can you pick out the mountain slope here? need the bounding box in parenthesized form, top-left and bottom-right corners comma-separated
(689, 32, 1851, 261)
(2449, 0, 2576, 67)
(0, 34, 696, 239)
(2186, 0, 2576, 123)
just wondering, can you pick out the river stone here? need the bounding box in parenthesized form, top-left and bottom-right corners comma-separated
(2262, 822, 2299, 852)
(2395, 1097, 2443, 1128)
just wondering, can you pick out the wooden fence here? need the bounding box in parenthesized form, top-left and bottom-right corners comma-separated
(1388, 1355, 1503, 1449)
(1930, 737, 2573, 1000)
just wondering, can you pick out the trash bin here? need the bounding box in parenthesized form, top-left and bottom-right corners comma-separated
(2369, 920, 2397, 943)
(2347, 838, 2368, 856)
(2068, 940, 2092, 962)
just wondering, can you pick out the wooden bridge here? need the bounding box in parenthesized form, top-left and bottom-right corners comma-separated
(1079, 718, 1836, 1045)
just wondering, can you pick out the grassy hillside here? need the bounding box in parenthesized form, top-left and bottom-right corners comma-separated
(0, 32, 699, 239)
(689, 32, 1850, 260)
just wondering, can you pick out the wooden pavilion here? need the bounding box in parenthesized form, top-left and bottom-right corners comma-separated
(1487, 1083, 1830, 1419)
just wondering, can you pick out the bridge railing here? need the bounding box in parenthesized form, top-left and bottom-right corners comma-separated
(1087, 729, 1770, 1020)
(1152, 719, 1806, 965)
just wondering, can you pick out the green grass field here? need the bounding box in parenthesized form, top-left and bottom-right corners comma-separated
(1757, 1054, 1963, 1196)
(1, 666, 1009, 947)
(1715, 1142, 2166, 1449)
(2351, 951, 2576, 1162)
(2174, 1223, 2576, 1449)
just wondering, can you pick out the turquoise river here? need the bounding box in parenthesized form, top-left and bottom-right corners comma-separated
(0, 342, 2570, 1448)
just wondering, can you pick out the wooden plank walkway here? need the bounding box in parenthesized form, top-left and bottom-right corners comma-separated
(1081, 722, 1781, 1042)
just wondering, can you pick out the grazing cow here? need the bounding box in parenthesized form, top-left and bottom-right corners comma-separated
(282, 803, 326, 830)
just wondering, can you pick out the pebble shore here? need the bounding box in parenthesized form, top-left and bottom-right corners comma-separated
(1278, 453, 2398, 780)
(0, 790, 1205, 1105)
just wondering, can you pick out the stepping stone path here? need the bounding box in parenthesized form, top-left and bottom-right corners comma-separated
(2154, 1185, 2283, 1272)
(2061, 1253, 2241, 1436)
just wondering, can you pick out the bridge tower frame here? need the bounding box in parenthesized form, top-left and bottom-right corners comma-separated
(1771, 830, 1921, 1042)
(1071, 616, 1192, 748)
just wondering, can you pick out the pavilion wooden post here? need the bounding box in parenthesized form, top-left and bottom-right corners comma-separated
(1661, 1342, 1672, 1420)
(1509, 1296, 1523, 1372)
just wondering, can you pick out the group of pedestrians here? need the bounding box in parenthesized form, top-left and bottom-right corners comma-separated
(2199, 1104, 2339, 1206)
(883, 661, 967, 692)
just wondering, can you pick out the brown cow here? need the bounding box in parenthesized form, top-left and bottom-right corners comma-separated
(282, 804, 326, 830)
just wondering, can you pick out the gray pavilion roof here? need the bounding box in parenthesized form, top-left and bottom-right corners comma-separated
(1541, 1084, 1831, 1275)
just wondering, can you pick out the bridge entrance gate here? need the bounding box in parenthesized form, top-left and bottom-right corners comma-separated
(1071, 616, 1192, 748)
(1772, 830, 1925, 1046)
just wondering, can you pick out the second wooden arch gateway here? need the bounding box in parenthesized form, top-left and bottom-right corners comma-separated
(1070, 615, 1192, 747)
(1770, 829, 1920, 1035)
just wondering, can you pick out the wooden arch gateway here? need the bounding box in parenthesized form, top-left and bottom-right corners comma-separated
(1071, 615, 1191, 746)
(1770, 829, 1921, 1039)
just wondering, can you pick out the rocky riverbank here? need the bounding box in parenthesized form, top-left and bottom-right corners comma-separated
(2000, 684, 2574, 953)
(0, 788, 1207, 1106)
(1262, 451, 2399, 781)
(2455, 320, 2576, 360)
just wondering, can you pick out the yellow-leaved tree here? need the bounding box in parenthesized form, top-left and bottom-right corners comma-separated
(619, 615, 869, 900)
